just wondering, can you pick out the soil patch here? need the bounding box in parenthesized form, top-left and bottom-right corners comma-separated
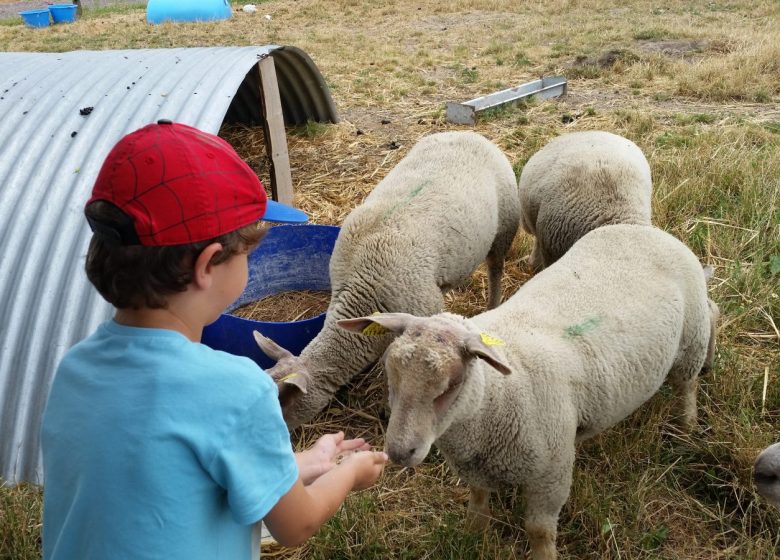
(635, 39, 710, 57)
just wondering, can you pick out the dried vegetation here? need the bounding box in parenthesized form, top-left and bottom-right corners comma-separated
(1, 0, 778, 558)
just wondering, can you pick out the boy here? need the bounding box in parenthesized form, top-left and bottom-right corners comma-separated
(41, 120, 388, 560)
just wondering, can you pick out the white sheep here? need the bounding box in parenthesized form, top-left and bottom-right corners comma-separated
(338, 223, 715, 560)
(518, 130, 652, 270)
(754, 442, 780, 508)
(255, 131, 521, 428)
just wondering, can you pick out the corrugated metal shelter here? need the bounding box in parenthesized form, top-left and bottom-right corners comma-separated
(0, 46, 338, 484)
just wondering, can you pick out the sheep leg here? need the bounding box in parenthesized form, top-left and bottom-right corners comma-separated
(669, 376, 698, 431)
(485, 252, 505, 309)
(701, 298, 719, 375)
(529, 239, 546, 272)
(523, 464, 572, 560)
(465, 486, 492, 531)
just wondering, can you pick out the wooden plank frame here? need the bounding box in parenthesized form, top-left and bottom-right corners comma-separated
(258, 55, 294, 205)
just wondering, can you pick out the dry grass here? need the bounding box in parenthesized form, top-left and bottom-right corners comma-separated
(0, 482, 42, 560)
(1, 0, 779, 559)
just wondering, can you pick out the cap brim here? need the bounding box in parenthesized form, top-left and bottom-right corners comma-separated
(261, 200, 309, 223)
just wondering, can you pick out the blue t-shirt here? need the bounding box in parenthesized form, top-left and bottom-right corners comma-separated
(41, 320, 298, 560)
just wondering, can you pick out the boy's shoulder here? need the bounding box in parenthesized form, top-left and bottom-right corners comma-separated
(64, 320, 275, 391)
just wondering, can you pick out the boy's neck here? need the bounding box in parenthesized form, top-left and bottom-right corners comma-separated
(114, 304, 203, 342)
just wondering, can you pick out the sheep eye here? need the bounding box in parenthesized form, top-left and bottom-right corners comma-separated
(434, 378, 461, 403)
(433, 389, 450, 408)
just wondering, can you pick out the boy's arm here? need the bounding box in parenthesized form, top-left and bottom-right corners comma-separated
(263, 450, 387, 547)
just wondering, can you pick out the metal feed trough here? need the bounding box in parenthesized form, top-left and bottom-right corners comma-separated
(446, 76, 568, 125)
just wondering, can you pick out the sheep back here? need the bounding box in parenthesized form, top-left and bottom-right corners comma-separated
(518, 130, 652, 269)
(331, 130, 519, 293)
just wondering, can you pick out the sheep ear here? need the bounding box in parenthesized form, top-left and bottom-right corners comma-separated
(253, 330, 308, 407)
(253, 331, 295, 361)
(337, 312, 416, 337)
(277, 372, 308, 411)
(464, 333, 513, 375)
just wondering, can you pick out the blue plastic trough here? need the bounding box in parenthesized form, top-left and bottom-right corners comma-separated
(19, 9, 50, 27)
(49, 4, 77, 24)
(202, 224, 339, 370)
(147, 0, 232, 24)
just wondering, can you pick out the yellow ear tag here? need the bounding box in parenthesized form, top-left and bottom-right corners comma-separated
(278, 373, 299, 383)
(480, 332, 505, 346)
(362, 322, 388, 336)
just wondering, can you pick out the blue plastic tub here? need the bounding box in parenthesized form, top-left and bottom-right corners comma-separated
(19, 9, 50, 28)
(202, 224, 340, 370)
(49, 4, 78, 24)
(146, 0, 232, 24)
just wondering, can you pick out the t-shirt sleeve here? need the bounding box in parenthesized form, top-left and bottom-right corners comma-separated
(207, 377, 299, 525)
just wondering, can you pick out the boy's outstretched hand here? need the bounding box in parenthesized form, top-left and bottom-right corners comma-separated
(338, 447, 388, 490)
(266, 433, 388, 547)
(296, 431, 371, 485)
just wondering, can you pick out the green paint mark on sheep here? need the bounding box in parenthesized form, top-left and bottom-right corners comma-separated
(564, 316, 603, 338)
(383, 180, 430, 219)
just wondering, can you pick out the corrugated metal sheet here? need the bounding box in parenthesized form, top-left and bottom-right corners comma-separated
(0, 46, 338, 484)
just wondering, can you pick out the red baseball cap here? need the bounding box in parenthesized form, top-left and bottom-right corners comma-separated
(86, 120, 307, 246)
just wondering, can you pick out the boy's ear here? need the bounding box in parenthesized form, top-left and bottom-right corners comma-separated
(192, 242, 224, 289)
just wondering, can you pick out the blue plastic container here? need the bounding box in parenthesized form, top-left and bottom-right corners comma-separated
(146, 0, 232, 24)
(19, 9, 51, 28)
(49, 4, 78, 24)
(202, 224, 340, 370)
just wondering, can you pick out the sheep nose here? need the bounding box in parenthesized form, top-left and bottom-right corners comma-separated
(754, 451, 778, 484)
(754, 458, 777, 485)
(386, 443, 416, 465)
(754, 471, 778, 485)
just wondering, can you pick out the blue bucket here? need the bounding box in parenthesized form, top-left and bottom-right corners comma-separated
(19, 9, 51, 28)
(146, 0, 232, 24)
(202, 224, 340, 370)
(49, 4, 78, 24)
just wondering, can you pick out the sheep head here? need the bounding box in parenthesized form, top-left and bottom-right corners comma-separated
(252, 331, 310, 424)
(338, 312, 511, 467)
(754, 442, 780, 508)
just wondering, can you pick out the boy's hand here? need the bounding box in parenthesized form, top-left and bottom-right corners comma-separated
(296, 431, 370, 485)
(266, 442, 388, 547)
(339, 449, 389, 490)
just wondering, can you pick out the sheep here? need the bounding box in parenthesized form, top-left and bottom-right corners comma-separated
(754, 442, 780, 508)
(518, 130, 652, 270)
(338, 223, 715, 560)
(254, 131, 521, 428)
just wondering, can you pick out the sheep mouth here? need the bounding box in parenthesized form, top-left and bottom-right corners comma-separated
(754, 474, 780, 508)
(754, 472, 777, 485)
(385, 443, 432, 467)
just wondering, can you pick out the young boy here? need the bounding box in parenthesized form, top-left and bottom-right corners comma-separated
(41, 120, 388, 560)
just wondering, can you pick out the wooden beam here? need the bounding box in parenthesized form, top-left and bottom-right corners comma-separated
(258, 55, 294, 205)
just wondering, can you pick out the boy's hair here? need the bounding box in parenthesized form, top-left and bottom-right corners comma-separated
(85, 200, 269, 309)
(82, 120, 308, 308)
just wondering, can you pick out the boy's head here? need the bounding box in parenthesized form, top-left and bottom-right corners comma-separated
(85, 120, 307, 309)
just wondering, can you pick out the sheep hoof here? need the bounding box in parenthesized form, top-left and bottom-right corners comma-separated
(526, 522, 558, 560)
(465, 510, 491, 532)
